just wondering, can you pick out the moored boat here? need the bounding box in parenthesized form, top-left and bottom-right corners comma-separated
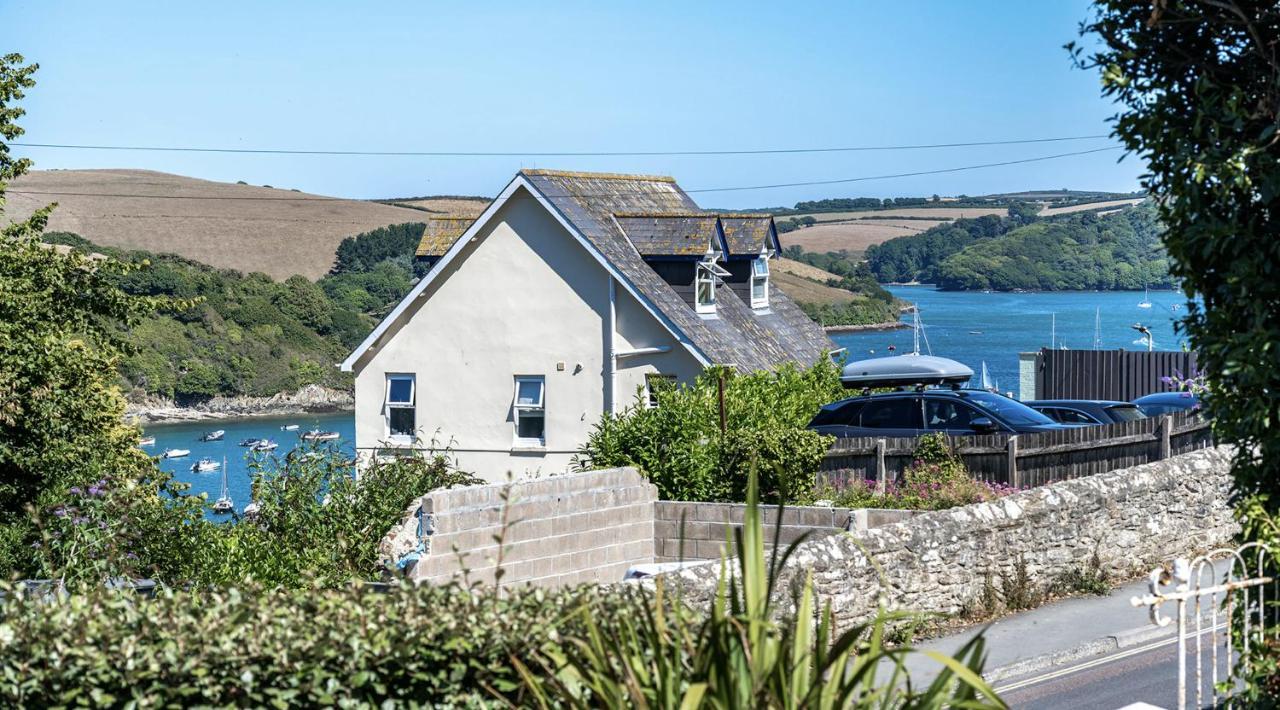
(138, 436, 156, 447)
(253, 439, 279, 451)
(280, 424, 300, 431)
(162, 448, 190, 459)
(211, 457, 233, 514)
(238, 438, 262, 447)
(199, 430, 225, 442)
(191, 458, 220, 473)
(301, 430, 340, 442)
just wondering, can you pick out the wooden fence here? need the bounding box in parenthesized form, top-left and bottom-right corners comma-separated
(1032, 349, 1199, 401)
(820, 410, 1213, 489)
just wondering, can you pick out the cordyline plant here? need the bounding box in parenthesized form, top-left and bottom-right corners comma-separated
(514, 466, 1006, 709)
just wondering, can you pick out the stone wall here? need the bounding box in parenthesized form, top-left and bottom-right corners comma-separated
(664, 446, 1238, 627)
(381, 467, 657, 588)
(654, 502, 918, 563)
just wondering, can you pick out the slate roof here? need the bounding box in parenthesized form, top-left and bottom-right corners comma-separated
(612, 213, 724, 257)
(520, 169, 834, 371)
(415, 217, 474, 257)
(719, 214, 779, 257)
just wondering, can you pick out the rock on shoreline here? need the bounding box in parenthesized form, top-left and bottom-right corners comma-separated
(126, 384, 354, 424)
(823, 321, 909, 333)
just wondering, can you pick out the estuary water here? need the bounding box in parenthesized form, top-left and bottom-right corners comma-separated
(141, 412, 354, 517)
(830, 286, 1190, 397)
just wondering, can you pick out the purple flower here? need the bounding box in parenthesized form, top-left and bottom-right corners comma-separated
(98, 521, 108, 530)
(69, 487, 82, 495)
(96, 479, 107, 487)
(125, 552, 138, 560)
(53, 508, 67, 518)
(73, 517, 89, 525)
(88, 486, 103, 497)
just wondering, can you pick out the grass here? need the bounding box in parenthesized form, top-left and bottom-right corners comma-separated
(7, 169, 436, 280)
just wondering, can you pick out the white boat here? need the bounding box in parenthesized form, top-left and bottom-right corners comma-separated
(211, 457, 233, 514)
(1138, 286, 1153, 309)
(979, 361, 999, 393)
(301, 430, 340, 442)
(280, 424, 300, 431)
(253, 439, 279, 451)
(238, 438, 261, 447)
(191, 458, 220, 473)
(200, 430, 226, 442)
(162, 448, 190, 459)
(138, 436, 156, 447)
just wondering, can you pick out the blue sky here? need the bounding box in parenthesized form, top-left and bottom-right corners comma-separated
(2, 1, 1139, 207)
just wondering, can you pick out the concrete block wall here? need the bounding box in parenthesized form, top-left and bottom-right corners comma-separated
(654, 502, 918, 563)
(381, 467, 658, 588)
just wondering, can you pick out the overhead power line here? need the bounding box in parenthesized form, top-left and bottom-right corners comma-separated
(6, 146, 1125, 200)
(10, 134, 1111, 157)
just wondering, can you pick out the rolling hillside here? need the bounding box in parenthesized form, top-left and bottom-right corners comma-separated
(5, 169, 430, 280)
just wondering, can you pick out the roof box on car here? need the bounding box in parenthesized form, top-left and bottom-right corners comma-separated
(840, 354, 974, 389)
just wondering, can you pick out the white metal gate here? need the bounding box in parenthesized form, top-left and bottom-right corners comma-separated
(1130, 544, 1277, 710)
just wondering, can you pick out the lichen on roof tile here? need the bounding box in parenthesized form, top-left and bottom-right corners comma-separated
(415, 216, 473, 257)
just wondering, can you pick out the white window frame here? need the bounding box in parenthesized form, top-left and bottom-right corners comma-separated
(695, 252, 729, 315)
(645, 373, 677, 409)
(513, 375, 546, 447)
(750, 250, 771, 309)
(384, 374, 416, 443)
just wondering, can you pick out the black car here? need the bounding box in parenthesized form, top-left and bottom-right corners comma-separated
(1024, 399, 1147, 425)
(807, 389, 1070, 438)
(1132, 391, 1202, 416)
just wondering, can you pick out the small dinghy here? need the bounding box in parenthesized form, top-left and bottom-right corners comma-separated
(280, 424, 300, 431)
(301, 430, 340, 442)
(138, 436, 156, 447)
(238, 438, 262, 447)
(840, 353, 974, 390)
(191, 458, 220, 473)
(199, 430, 225, 442)
(253, 439, 279, 452)
(163, 448, 190, 459)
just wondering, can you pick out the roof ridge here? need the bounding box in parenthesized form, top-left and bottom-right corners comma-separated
(613, 211, 716, 219)
(717, 212, 775, 219)
(522, 168, 677, 183)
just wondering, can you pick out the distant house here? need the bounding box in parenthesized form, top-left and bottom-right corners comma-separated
(341, 170, 834, 480)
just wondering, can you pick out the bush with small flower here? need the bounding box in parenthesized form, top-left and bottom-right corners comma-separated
(816, 433, 1017, 511)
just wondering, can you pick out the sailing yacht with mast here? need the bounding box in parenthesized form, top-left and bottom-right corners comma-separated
(211, 457, 233, 515)
(1138, 286, 1153, 309)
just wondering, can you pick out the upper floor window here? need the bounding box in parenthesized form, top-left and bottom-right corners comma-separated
(513, 376, 546, 446)
(750, 255, 770, 308)
(385, 374, 415, 441)
(695, 256, 729, 315)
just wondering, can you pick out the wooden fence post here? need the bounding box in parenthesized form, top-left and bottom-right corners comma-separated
(1007, 435, 1020, 488)
(875, 439, 887, 495)
(1159, 414, 1172, 460)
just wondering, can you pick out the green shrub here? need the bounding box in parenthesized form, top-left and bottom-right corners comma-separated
(721, 428, 830, 502)
(0, 580, 635, 708)
(575, 362, 842, 503)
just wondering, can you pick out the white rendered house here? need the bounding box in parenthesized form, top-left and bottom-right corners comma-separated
(341, 170, 834, 481)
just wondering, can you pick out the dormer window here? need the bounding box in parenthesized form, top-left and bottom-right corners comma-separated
(750, 253, 771, 309)
(696, 253, 730, 315)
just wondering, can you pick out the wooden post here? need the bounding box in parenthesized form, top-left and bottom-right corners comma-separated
(875, 438, 887, 495)
(717, 370, 727, 437)
(1159, 414, 1172, 460)
(1007, 435, 1020, 489)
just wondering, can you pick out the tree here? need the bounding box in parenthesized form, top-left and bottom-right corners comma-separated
(0, 54, 189, 577)
(1075, 1, 1280, 699)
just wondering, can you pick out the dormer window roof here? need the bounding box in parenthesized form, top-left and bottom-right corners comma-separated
(614, 213, 726, 257)
(718, 214, 780, 258)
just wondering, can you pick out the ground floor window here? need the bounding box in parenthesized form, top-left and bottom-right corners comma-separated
(385, 374, 415, 441)
(646, 373, 676, 408)
(514, 375, 546, 445)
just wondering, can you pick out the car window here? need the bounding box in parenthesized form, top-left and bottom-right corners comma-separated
(1055, 408, 1100, 425)
(1105, 405, 1146, 422)
(860, 398, 921, 429)
(1139, 404, 1176, 416)
(924, 399, 982, 430)
(959, 391, 1056, 426)
(833, 401, 865, 426)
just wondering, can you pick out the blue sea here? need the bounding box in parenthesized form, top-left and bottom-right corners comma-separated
(830, 286, 1190, 397)
(141, 287, 1190, 516)
(141, 412, 354, 518)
